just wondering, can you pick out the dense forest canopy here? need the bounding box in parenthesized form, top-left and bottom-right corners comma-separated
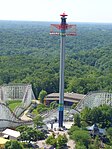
(0, 21, 112, 97)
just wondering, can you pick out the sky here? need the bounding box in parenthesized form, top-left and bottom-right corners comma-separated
(0, 0, 112, 23)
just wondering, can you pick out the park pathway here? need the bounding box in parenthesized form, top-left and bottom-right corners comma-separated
(20, 109, 32, 121)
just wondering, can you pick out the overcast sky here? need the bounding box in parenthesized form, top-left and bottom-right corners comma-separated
(0, 0, 112, 23)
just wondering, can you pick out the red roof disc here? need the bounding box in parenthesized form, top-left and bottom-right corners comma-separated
(60, 12, 68, 17)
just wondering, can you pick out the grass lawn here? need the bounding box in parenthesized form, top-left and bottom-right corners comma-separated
(7, 100, 22, 111)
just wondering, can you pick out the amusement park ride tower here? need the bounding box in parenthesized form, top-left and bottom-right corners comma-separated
(50, 13, 76, 128)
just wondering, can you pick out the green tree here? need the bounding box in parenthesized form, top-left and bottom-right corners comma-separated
(74, 113, 81, 127)
(36, 104, 48, 113)
(50, 101, 58, 110)
(16, 125, 28, 133)
(93, 135, 100, 149)
(68, 125, 80, 136)
(75, 142, 86, 149)
(5, 140, 23, 149)
(99, 105, 112, 128)
(33, 114, 44, 128)
(46, 133, 68, 149)
(38, 90, 47, 103)
(20, 131, 29, 142)
(107, 127, 112, 140)
(81, 105, 112, 127)
(81, 107, 91, 123)
(105, 145, 112, 149)
(89, 107, 102, 124)
(56, 134, 68, 149)
(36, 129, 46, 140)
(71, 130, 91, 148)
(19, 127, 45, 143)
(27, 129, 38, 142)
(46, 134, 57, 147)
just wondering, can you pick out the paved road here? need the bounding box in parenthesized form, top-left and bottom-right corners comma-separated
(20, 110, 32, 121)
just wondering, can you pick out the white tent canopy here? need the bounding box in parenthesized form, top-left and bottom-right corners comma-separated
(2, 129, 20, 138)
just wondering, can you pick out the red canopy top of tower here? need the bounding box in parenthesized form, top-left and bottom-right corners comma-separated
(60, 12, 68, 17)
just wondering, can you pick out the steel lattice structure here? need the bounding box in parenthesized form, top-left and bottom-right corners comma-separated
(75, 92, 112, 112)
(0, 84, 35, 128)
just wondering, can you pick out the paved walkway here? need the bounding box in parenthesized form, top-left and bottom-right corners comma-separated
(67, 134, 75, 149)
(36, 122, 75, 149)
(36, 130, 75, 149)
(20, 99, 40, 121)
(20, 109, 32, 121)
(55, 130, 75, 149)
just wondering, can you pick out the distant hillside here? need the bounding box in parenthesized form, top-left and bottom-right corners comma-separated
(0, 21, 112, 56)
(0, 21, 112, 96)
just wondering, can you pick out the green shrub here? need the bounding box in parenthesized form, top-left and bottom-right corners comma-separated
(71, 130, 91, 148)
(75, 142, 86, 149)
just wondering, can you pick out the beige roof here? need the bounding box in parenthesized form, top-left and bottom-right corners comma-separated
(0, 137, 9, 145)
(46, 93, 86, 101)
(2, 129, 20, 138)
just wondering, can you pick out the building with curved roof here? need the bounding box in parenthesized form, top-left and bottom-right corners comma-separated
(44, 92, 86, 106)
